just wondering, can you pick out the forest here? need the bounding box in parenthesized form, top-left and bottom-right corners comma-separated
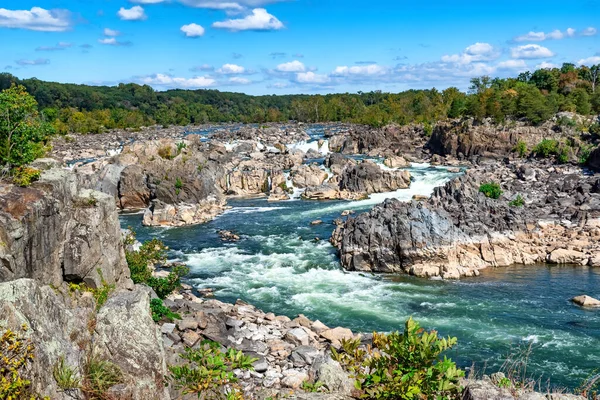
(0, 62, 599, 134)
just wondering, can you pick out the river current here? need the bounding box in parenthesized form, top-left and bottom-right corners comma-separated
(120, 131, 600, 390)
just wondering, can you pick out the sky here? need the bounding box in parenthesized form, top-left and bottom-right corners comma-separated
(1, 0, 599, 95)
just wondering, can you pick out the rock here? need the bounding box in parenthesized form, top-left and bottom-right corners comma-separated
(547, 249, 587, 265)
(118, 165, 151, 209)
(176, 317, 199, 331)
(311, 220, 323, 225)
(291, 164, 329, 188)
(0, 168, 131, 289)
(462, 379, 515, 400)
(311, 356, 355, 395)
(281, 369, 309, 389)
(285, 327, 310, 346)
(181, 330, 202, 347)
(311, 320, 330, 334)
(218, 230, 240, 241)
(339, 160, 411, 195)
(161, 323, 177, 334)
(320, 327, 354, 347)
(571, 295, 600, 307)
(291, 346, 321, 366)
(143, 197, 227, 227)
(341, 210, 354, 216)
(383, 155, 409, 168)
(94, 286, 170, 399)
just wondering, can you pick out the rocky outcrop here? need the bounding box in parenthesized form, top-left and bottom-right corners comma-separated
(339, 160, 411, 194)
(291, 164, 329, 188)
(0, 168, 131, 288)
(0, 279, 168, 399)
(571, 295, 600, 307)
(332, 161, 600, 278)
(143, 197, 228, 227)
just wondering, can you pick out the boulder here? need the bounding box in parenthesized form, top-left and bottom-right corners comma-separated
(383, 155, 409, 168)
(571, 295, 600, 307)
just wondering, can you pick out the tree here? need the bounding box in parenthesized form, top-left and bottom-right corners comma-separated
(0, 85, 53, 169)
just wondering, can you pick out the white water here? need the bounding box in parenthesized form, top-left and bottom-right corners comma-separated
(287, 139, 330, 155)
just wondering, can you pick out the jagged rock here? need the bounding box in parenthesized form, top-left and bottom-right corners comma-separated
(571, 295, 600, 307)
(143, 197, 228, 227)
(0, 168, 131, 288)
(311, 356, 355, 395)
(383, 155, 409, 168)
(339, 160, 411, 195)
(320, 327, 354, 347)
(291, 164, 329, 188)
(119, 165, 151, 209)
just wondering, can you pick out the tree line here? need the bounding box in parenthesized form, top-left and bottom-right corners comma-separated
(0, 62, 599, 134)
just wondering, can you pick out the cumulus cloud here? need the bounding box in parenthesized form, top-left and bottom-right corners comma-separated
(441, 42, 499, 64)
(178, 0, 286, 10)
(190, 64, 214, 72)
(181, 23, 205, 37)
(511, 44, 555, 59)
(536, 61, 559, 69)
(581, 27, 597, 36)
(296, 71, 329, 84)
(118, 6, 146, 21)
(276, 60, 305, 72)
(16, 58, 50, 66)
(578, 56, 600, 65)
(217, 63, 246, 74)
(98, 38, 131, 46)
(332, 64, 388, 76)
(138, 73, 216, 88)
(229, 77, 252, 85)
(130, 0, 166, 3)
(496, 59, 527, 70)
(36, 42, 72, 51)
(212, 8, 283, 31)
(0, 7, 72, 32)
(268, 82, 289, 89)
(104, 28, 120, 36)
(514, 28, 575, 42)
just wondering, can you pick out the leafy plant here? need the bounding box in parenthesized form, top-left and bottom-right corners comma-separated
(497, 376, 512, 389)
(150, 298, 181, 323)
(479, 182, 503, 199)
(509, 195, 525, 207)
(0, 324, 36, 399)
(557, 146, 570, 164)
(332, 317, 464, 400)
(53, 356, 80, 391)
(579, 144, 595, 164)
(513, 140, 528, 158)
(147, 265, 190, 299)
(125, 237, 168, 284)
(158, 145, 173, 160)
(166, 341, 257, 399)
(301, 380, 324, 393)
(175, 178, 183, 190)
(177, 141, 187, 154)
(81, 352, 123, 399)
(533, 139, 559, 158)
(11, 167, 41, 187)
(92, 270, 115, 312)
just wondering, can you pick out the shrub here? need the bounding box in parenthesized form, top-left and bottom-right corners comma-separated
(513, 140, 528, 158)
(53, 356, 80, 391)
(301, 380, 324, 393)
(509, 195, 525, 207)
(557, 115, 577, 128)
(158, 145, 173, 160)
(166, 341, 257, 399)
(81, 352, 123, 399)
(147, 265, 190, 299)
(125, 238, 168, 284)
(332, 318, 464, 400)
(479, 182, 503, 199)
(11, 166, 41, 187)
(533, 139, 559, 158)
(0, 324, 35, 399)
(177, 141, 187, 154)
(150, 298, 181, 323)
(557, 146, 570, 164)
(579, 144, 595, 164)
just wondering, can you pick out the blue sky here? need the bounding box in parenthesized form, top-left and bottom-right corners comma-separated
(1, 0, 599, 95)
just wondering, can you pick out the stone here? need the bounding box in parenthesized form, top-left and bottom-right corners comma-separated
(285, 327, 310, 346)
(311, 220, 323, 225)
(177, 317, 199, 331)
(383, 155, 409, 168)
(462, 379, 515, 400)
(311, 356, 354, 395)
(281, 369, 309, 389)
(320, 327, 354, 346)
(161, 323, 176, 334)
(182, 330, 201, 347)
(571, 295, 600, 307)
(311, 320, 329, 334)
(291, 346, 321, 365)
(547, 249, 587, 265)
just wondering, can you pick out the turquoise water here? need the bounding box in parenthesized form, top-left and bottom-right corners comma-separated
(120, 163, 600, 389)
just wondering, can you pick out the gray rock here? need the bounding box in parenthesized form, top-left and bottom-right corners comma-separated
(285, 327, 310, 346)
(311, 356, 354, 395)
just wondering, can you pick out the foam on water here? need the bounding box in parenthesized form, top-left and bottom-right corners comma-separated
(287, 139, 330, 155)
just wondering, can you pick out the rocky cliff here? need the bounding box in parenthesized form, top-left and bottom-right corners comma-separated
(0, 162, 131, 289)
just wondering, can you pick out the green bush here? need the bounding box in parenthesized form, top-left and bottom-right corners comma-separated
(167, 341, 257, 399)
(332, 318, 464, 400)
(146, 265, 190, 299)
(509, 195, 525, 207)
(1, 324, 36, 399)
(11, 166, 41, 187)
(557, 146, 570, 164)
(513, 140, 528, 158)
(150, 298, 181, 323)
(579, 144, 595, 165)
(479, 182, 503, 199)
(533, 139, 559, 158)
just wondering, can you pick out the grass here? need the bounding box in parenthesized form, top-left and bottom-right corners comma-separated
(81, 352, 123, 399)
(53, 356, 80, 391)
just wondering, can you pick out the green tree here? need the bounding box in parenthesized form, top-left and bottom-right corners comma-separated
(0, 85, 53, 168)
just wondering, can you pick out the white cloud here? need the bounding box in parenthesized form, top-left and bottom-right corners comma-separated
(98, 38, 131, 46)
(190, 64, 214, 72)
(36, 42, 72, 51)
(581, 27, 597, 36)
(104, 28, 120, 36)
(268, 82, 289, 89)
(16, 58, 50, 66)
(496, 59, 527, 70)
(578, 56, 600, 66)
(296, 71, 329, 84)
(118, 6, 147, 21)
(139, 73, 217, 88)
(212, 8, 283, 31)
(276, 60, 305, 72)
(178, 0, 245, 10)
(229, 77, 251, 85)
(536, 61, 559, 69)
(332, 64, 387, 76)
(514, 28, 578, 42)
(217, 63, 245, 74)
(0, 7, 72, 32)
(181, 23, 205, 37)
(441, 42, 498, 65)
(130, 0, 166, 3)
(511, 44, 555, 59)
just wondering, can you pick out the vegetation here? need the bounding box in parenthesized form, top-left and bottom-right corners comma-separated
(124, 232, 190, 299)
(166, 341, 257, 399)
(11, 167, 41, 187)
(150, 298, 181, 323)
(513, 140, 528, 158)
(332, 317, 464, 399)
(479, 182, 503, 199)
(1, 63, 599, 133)
(301, 380, 325, 393)
(1, 324, 36, 399)
(509, 195, 525, 207)
(52, 357, 80, 391)
(81, 352, 123, 399)
(533, 139, 560, 158)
